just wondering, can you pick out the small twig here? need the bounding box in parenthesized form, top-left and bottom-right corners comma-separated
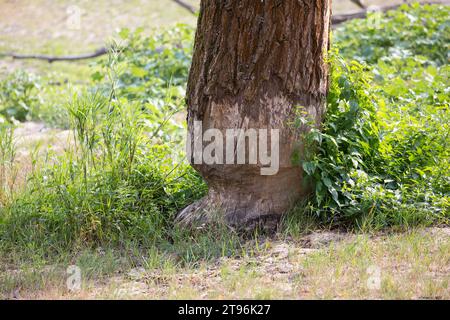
(171, 0, 197, 15)
(349, 0, 366, 9)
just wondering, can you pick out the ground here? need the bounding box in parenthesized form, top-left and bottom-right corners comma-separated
(3, 227, 449, 299)
(1, 0, 449, 300)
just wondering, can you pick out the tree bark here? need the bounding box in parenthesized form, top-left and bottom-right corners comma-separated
(178, 0, 332, 231)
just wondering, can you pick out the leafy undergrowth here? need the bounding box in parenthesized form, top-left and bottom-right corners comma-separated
(0, 3, 449, 291)
(297, 3, 449, 229)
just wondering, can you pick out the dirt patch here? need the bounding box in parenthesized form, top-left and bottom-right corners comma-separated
(10, 121, 72, 191)
(299, 231, 354, 248)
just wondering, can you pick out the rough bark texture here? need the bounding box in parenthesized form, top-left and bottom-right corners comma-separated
(178, 0, 332, 230)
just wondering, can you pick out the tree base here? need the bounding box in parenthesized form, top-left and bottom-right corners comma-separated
(176, 167, 307, 232)
(176, 196, 282, 233)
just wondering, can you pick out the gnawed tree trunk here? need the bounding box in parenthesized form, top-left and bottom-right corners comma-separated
(178, 0, 332, 230)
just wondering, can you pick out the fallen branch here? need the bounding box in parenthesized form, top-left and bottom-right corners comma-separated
(171, 0, 197, 15)
(3, 47, 107, 63)
(332, 0, 450, 26)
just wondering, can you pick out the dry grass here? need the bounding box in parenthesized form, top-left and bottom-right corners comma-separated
(2, 227, 449, 300)
(0, 122, 72, 199)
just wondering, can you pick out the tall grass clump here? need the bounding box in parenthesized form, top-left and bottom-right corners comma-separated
(92, 24, 194, 147)
(0, 48, 207, 260)
(0, 124, 17, 207)
(0, 29, 248, 268)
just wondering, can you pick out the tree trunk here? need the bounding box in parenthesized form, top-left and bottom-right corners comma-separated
(178, 0, 332, 231)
